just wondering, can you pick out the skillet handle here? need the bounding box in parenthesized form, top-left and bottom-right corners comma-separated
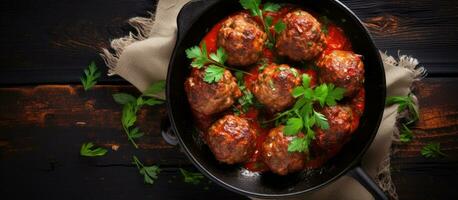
(161, 115, 178, 146)
(349, 166, 388, 200)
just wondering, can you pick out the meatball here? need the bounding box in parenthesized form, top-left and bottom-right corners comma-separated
(262, 126, 307, 175)
(315, 105, 357, 150)
(252, 64, 301, 112)
(184, 68, 241, 115)
(206, 115, 256, 164)
(276, 10, 326, 61)
(218, 12, 267, 66)
(316, 50, 364, 97)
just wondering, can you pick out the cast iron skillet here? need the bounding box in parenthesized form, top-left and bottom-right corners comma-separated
(164, 0, 387, 199)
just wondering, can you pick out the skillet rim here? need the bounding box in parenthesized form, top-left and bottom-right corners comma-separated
(166, 0, 386, 198)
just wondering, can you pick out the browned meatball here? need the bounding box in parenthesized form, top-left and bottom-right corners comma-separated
(218, 12, 267, 66)
(251, 63, 301, 112)
(315, 105, 357, 150)
(276, 10, 326, 61)
(184, 69, 242, 115)
(262, 126, 307, 175)
(206, 115, 256, 164)
(316, 50, 364, 97)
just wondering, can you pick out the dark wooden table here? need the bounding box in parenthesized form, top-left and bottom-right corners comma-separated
(0, 0, 457, 199)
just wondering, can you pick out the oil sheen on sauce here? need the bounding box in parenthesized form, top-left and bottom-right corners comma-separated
(196, 6, 365, 172)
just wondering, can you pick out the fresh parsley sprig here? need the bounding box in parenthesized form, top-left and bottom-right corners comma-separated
(264, 74, 345, 153)
(399, 124, 414, 143)
(233, 72, 255, 115)
(239, 0, 285, 49)
(179, 168, 205, 185)
(421, 142, 447, 158)
(185, 43, 248, 84)
(386, 94, 419, 125)
(113, 81, 165, 148)
(132, 155, 160, 185)
(80, 142, 108, 157)
(80, 61, 101, 91)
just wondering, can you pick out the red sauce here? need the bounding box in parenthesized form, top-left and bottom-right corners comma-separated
(201, 20, 223, 53)
(262, 48, 275, 61)
(244, 66, 260, 90)
(325, 24, 352, 52)
(192, 6, 365, 174)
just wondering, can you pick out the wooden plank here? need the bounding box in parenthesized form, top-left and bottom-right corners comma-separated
(342, 0, 458, 75)
(0, 78, 457, 199)
(0, 0, 157, 84)
(0, 0, 457, 84)
(390, 78, 458, 200)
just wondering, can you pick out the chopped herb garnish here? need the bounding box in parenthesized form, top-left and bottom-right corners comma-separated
(203, 65, 225, 83)
(80, 61, 101, 91)
(386, 94, 419, 125)
(132, 155, 160, 185)
(263, 74, 345, 152)
(239, 0, 283, 49)
(399, 124, 414, 143)
(80, 142, 107, 157)
(421, 142, 447, 158)
(262, 2, 281, 12)
(274, 20, 286, 33)
(185, 42, 248, 84)
(234, 72, 255, 114)
(179, 168, 205, 185)
(113, 81, 165, 148)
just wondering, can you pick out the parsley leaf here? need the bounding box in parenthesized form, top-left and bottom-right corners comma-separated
(399, 124, 413, 143)
(386, 94, 419, 124)
(265, 16, 273, 27)
(274, 20, 286, 33)
(113, 81, 165, 148)
(239, 0, 261, 16)
(262, 2, 281, 12)
(313, 110, 329, 129)
(80, 142, 107, 157)
(113, 93, 136, 105)
(204, 65, 225, 83)
(233, 72, 256, 115)
(314, 84, 329, 106)
(133, 155, 160, 185)
(80, 61, 101, 91)
(179, 168, 205, 185)
(143, 80, 166, 97)
(421, 142, 447, 158)
(263, 74, 346, 153)
(287, 137, 308, 152)
(239, 0, 282, 48)
(186, 43, 208, 69)
(302, 74, 311, 88)
(325, 84, 345, 106)
(209, 47, 228, 64)
(284, 118, 303, 135)
(185, 42, 248, 84)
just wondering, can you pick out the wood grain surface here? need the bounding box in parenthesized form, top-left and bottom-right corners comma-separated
(0, 0, 457, 199)
(0, 0, 457, 85)
(0, 78, 457, 199)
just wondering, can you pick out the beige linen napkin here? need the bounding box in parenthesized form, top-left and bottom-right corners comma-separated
(100, 0, 425, 199)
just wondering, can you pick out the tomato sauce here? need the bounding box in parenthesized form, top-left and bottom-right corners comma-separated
(240, 108, 270, 172)
(325, 24, 352, 52)
(201, 19, 223, 53)
(193, 5, 365, 173)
